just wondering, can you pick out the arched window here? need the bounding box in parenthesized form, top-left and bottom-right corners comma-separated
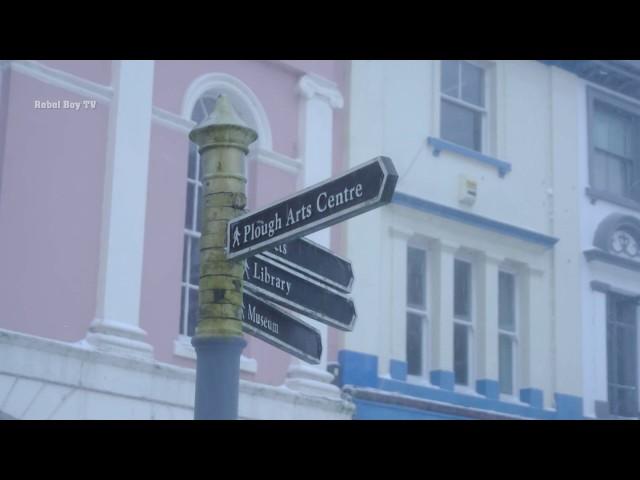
(593, 213, 640, 261)
(179, 82, 268, 337)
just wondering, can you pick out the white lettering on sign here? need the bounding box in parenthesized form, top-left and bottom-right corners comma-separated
(316, 184, 364, 213)
(244, 213, 283, 243)
(273, 243, 288, 255)
(245, 261, 292, 296)
(246, 303, 279, 334)
(235, 182, 366, 247)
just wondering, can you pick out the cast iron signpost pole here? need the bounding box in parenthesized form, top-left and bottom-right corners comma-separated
(188, 95, 257, 420)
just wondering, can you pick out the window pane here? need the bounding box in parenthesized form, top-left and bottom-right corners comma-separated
(187, 288, 199, 337)
(595, 103, 634, 159)
(182, 235, 189, 283)
(407, 247, 427, 308)
(461, 62, 484, 107)
(179, 286, 187, 335)
(454, 260, 471, 319)
(202, 95, 217, 116)
(454, 323, 469, 385)
(498, 272, 515, 331)
(441, 60, 459, 97)
(185, 183, 195, 229)
(616, 387, 638, 417)
(591, 152, 609, 192)
(499, 334, 514, 395)
(191, 98, 207, 124)
(189, 236, 200, 286)
(616, 324, 637, 387)
(188, 143, 197, 180)
(406, 313, 424, 376)
(608, 155, 627, 196)
(618, 300, 637, 325)
(441, 100, 482, 152)
(196, 185, 203, 232)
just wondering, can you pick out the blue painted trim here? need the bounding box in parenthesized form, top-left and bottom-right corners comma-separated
(430, 370, 455, 391)
(339, 350, 584, 420)
(554, 393, 584, 419)
(392, 191, 559, 249)
(338, 350, 378, 388)
(476, 379, 500, 400)
(353, 398, 467, 420)
(389, 359, 407, 381)
(427, 137, 512, 177)
(520, 388, 544, 409)
(378, 377, 556, 419)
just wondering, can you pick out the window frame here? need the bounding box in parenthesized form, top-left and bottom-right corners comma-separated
(587, 86, 640, 206)
(453, 257, 475, 388)
(606, 292, 639, 418)
(497, 269, 519, 399)
(440, 60, 489, 154)
(406, 244, 430, 381)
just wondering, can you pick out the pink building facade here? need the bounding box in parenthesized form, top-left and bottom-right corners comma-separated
(0, 60, 354, 419)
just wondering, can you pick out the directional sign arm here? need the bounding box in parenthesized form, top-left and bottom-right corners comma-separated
(241, 290, 322, 364)
(244, 254, 357, 331)
(227, 156, 398, 261)
(262, 237, 354, 293)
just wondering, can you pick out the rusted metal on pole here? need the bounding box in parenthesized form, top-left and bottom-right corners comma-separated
(188, 95, 257, 420)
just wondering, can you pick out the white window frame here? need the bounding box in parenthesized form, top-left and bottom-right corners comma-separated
(439, 60, 491, 154)
(498, 268, 519, 401)
(453, 256, 475, 390)
(605, 291, 639, 418)
(406, 243, 430, 382)
(587, 86, 640, 205)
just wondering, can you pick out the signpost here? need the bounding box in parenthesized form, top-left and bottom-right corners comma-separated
(263, 237, 353, 293)
(241, 290, 322, 365)
(188, 96, 398, 419)
(226, 156, 398, 261)
(243, 254, 356, 331)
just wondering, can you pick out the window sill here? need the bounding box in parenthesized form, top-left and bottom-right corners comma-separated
(586, 187, 640, 212)
(406, 375, 435, 388)
(499, 393, 529, 406)
(427, 137, 512, 178)
(455, 384, 483, 397)
(173, 335, 258, 375)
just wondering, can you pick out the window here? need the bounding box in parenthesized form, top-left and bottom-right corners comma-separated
(606, 293, 638, 418)
(441, 60, 486, 152)
(454, 259, 473, 386)
(589, 89, 640, 203)
(498, 271, 517, 395)
(406, 246, 428, 377)
(179, 94, 217, 337)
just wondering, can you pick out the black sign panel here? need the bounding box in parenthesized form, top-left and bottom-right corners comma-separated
(263, 237, 353, 293)
(242, 290, 322, 364)
(244, 254, 356, 331)
(227, 156, 398, 261)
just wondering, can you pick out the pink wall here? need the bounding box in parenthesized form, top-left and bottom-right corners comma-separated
(0, 70, 108, 341)
(39, 61, 112, 86)
(144, 60, 349, 385)
(139, 123, 190, 367)
(0, 60, 350, 387)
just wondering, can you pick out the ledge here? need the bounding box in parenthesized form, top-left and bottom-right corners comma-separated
(173, 335, 257, 375)
(392, 191, 558, 249)
(586, 187, 640, 212)
(427, 137, 512, 178)
(584, 248, 640, 273)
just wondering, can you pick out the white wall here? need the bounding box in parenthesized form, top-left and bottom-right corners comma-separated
(345, 60, 560, 407)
